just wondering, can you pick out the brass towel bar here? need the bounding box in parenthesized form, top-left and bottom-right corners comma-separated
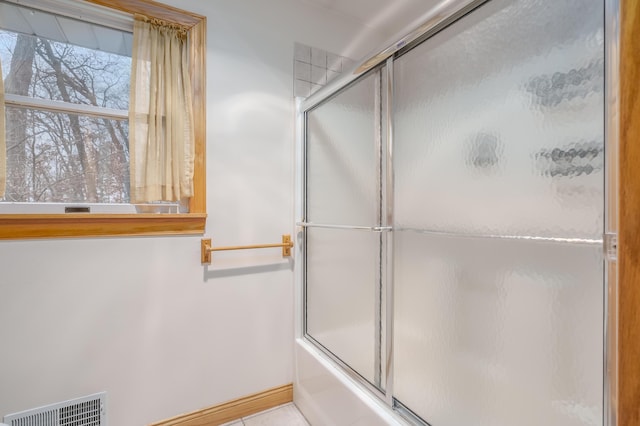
(201, 234, 293, 264)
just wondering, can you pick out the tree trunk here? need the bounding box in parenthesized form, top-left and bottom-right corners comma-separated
(40, 40, 98, 202)
(4, 35, 36, 201)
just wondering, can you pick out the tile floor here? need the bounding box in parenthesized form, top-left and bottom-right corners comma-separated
(221, 403, 310, 426)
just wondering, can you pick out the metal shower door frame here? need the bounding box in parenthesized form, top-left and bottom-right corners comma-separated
(295, 0, 619, 424)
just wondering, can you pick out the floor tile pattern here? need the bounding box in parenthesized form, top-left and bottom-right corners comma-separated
(220, 403, 310, 426)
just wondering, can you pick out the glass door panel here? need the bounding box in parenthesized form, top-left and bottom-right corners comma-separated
(394, 232, 604, 425)
(306, 72, 379, 227)
(304, 69, 384, 387)
(306, 227, 379, 384)
(393, 0, 604, 240)
(393, 0, 605, 424)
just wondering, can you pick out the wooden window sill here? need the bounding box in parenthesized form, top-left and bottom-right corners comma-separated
(0, 213, 206, 240)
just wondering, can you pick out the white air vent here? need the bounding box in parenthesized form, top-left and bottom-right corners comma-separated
(3, 393, 106, 426)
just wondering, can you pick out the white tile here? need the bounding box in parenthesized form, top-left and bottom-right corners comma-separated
(243, 404, 309, 426)
(342, 57, 355, 71)
(294, 61, 311, 82)
(294, 42, 311, 63)
(327, 52, 342, 72)
(219, 421, 243, 426)
(294, 80, 311, 98)
(311, 65, 326, 85)
(311, 47, 327, 67)
(310, 83, 323, 95)
(327, 70, 341, 83)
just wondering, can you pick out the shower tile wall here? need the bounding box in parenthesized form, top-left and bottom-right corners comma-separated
(294, 42, 354, 98)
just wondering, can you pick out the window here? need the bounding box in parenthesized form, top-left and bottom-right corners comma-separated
(0, 5, 132, 205)
(0, 0, 206, 239)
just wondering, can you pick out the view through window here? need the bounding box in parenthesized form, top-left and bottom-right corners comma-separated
(0, 1, 132, 205)
(0, 0, 206, 238)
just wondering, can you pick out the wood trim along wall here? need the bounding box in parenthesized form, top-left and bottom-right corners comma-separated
(618, 0, 640, 424)
(188, 19, 207, 215)
(0, 214, 206, 239)
(85, 0, 205, 27)
(149, 384, 294, 426)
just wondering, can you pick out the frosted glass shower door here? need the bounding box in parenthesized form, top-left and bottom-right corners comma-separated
(305, 69, 385, 387)
(392, 0, 605, 425)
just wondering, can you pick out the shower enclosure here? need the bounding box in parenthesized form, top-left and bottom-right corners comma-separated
(295, 0, 617, 424)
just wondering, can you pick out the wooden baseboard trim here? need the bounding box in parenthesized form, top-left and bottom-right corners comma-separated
(150, 383, 294, 426)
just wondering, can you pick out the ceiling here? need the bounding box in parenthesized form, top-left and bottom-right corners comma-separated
(1, 0, 441, 61)
(304, 0, 440, 41)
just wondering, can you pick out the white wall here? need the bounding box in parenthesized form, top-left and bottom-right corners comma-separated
(0, 1, 387, 425)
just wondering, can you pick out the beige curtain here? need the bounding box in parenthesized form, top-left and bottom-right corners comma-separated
(0, 56, 5, 198)
(130, 17, 195, 203)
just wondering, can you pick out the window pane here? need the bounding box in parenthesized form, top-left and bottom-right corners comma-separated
(0, 6, 132, 206)
(0, 30, 131, 110)
(3, 107, 130, 203)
